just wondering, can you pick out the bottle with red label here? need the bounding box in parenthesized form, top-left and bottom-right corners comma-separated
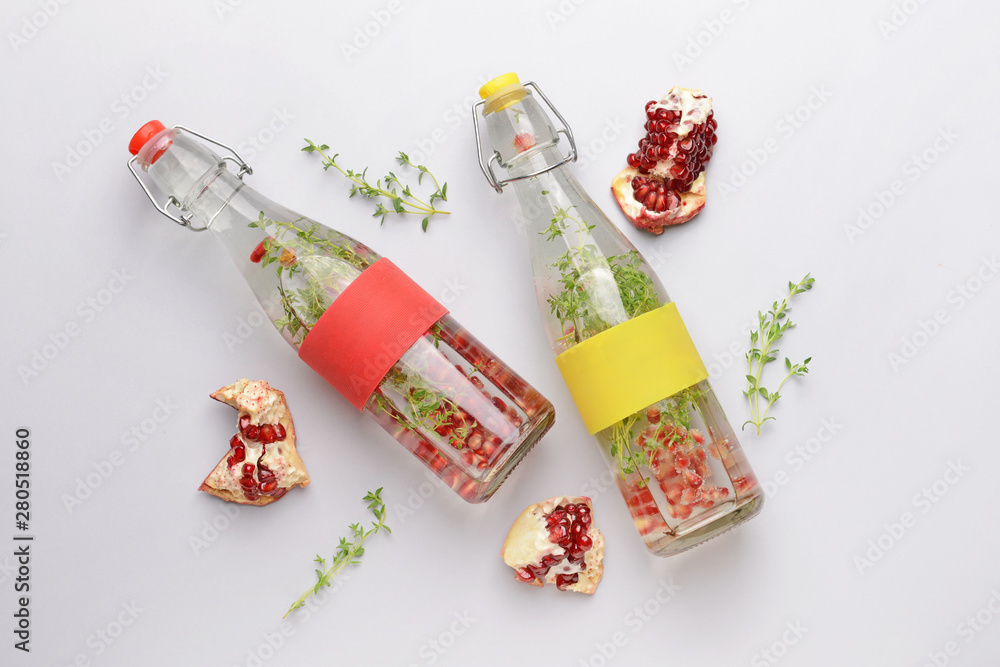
(473, 75, 763, 554)
(127, 121, 554, 503)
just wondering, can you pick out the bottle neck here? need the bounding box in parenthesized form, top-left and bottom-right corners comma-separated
(188, 169, 244, 229)
(483, 98, 672, 353)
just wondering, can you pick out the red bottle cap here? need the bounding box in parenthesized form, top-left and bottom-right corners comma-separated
(129, 120, 166, 156)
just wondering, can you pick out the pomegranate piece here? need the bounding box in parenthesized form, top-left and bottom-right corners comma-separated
(200, 379, 310, 506)
(501, 495, 604, 594)
(611, 87, 716, 234)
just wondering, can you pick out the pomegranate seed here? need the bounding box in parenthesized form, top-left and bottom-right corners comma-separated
(577, 534, 593, 549)
(663, 481, 684, 503)
(513, 132, 536, 153)
(683, 470, 704, 488)
(516, 568, 535, 582)
(232, 444, 246, 463)
(250, 240, 267, 263)
(229, 434, 241, 449)
(239, 414, 252, 434)
(274, 423, 286, 440)
(239, 477, 255, 490)
(260, 480, 278, 494)
(671, 504, 693, 520)
(681, 488, 703, 504)
(555, 573, 579, 589)
(733, 475, 757, 494)
(245, 424, 259, 440)
(259, 424, 277, 444)
(242, 463, 255, 476)
(491, 396, 507, 413)
(626, 153, 640, 168)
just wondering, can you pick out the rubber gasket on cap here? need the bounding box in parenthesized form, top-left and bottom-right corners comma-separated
(298, 258, 448, 410)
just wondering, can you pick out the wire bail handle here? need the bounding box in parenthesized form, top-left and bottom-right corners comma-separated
(473, 81, 578, 194)
(127, 125, 253, 232)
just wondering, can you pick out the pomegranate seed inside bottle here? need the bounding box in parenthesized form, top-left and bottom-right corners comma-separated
(250, 240, 267, 263)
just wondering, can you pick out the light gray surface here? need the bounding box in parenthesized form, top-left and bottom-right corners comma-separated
(2, 0, 999, 665)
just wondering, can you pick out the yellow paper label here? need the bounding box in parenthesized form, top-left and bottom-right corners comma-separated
(554, 302, 709, 435)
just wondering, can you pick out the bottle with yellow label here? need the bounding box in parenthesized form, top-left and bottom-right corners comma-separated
(473, 73, 764, 556)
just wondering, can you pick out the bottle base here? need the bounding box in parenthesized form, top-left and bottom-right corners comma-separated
(642, 491, 764, 557)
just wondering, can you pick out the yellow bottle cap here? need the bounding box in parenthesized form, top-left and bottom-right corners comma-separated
(479, 72, 521, 100)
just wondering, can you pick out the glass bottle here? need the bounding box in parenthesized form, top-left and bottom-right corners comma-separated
(473, 75, 763, 554)
(127, 120, 554, 503)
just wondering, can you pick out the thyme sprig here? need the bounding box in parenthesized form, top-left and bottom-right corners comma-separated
(541, 207, 661, 346)
(249, 213, 369, 345)
(284, 488, 390, 618)
(302, 140, 449, 231)
(372, 349, 476, 449)
(743, 274, 815, 435)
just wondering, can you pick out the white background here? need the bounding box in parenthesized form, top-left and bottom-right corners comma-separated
(2, 0, 999, 665)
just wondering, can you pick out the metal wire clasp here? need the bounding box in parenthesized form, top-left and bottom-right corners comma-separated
(473, 81, 577, 194)
(126, 125, 253, 232)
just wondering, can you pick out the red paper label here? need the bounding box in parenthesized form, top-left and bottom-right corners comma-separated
(298, 258, 448, 410)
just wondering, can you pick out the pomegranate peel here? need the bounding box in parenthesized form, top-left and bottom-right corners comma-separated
(612, 86, 716, 234)
(501, 495, 604, 594)
(201, 379, 309, 506)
